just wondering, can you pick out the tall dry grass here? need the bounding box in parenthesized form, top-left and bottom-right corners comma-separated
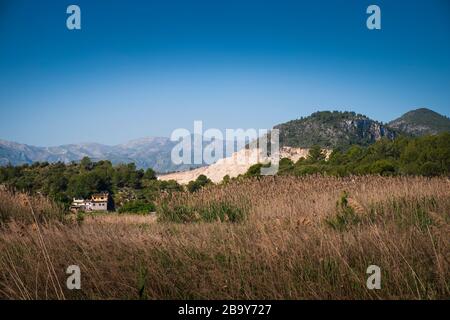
(0, 188, 65, 225)
(0, 176, 449, 300)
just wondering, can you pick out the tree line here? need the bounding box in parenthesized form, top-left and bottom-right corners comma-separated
(246, 132, 450, 178)
(0, 157, 182, 211)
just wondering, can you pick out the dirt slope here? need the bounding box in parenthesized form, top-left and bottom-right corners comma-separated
(158, 147, 328, 184)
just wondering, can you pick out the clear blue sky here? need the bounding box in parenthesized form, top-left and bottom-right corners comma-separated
(0, 0, 449, 146)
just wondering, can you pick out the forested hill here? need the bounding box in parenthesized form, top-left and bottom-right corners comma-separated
(274, 109, 450, 149)
(388, 108, 450, 137)
(274, 111, 396, 149)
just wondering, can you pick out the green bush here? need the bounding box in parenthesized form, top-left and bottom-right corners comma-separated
(278, 158, 294, 175)
(221, 175, 231, 184)
(245, 164, 264, 177)
(243, 162, 272, 178)
(157, 203, 196, 223)
(306, 145, 326, 163)
(187, 175, 212, 193)
(294, 165, 324, 176)
(369, 159, 397, 175)
(76, 211, 85, 225)
(325, 191, 361, 231)
(118, 200, 155, 214)
(419, 162, 441, 177)
(200, 202, 246, 223)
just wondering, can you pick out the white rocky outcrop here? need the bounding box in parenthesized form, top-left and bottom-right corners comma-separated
(158, 146, 330, 184)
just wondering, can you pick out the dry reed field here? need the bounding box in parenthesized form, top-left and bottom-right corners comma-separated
(0, 175, 449, 300)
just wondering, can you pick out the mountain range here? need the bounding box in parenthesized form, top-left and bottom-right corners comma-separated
(1, 108, 449, 171)
(0, 137, 189, 173)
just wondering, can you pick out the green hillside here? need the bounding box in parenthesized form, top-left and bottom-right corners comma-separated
(274, 111, 396, 149)
(388, 108, 450, 136)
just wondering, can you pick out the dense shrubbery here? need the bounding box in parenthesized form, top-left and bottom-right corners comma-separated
(118, 200, 156, 214)
(187, 174, 211, 193)
(0, 158, 181, 210)
(245, 133, 450, 178)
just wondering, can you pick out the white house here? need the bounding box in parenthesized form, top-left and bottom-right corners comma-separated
(70, 192, 110, 212)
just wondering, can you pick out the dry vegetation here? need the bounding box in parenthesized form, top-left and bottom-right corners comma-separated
(0, 176, 449, 300)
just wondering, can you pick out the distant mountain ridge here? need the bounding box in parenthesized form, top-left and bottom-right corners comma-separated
(387, 108, 450, 136)
(0, 137, 192, 172)
(0, 135, 234, 172)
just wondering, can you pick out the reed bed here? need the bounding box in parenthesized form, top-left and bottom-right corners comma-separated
(0, 176, 449, 299)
